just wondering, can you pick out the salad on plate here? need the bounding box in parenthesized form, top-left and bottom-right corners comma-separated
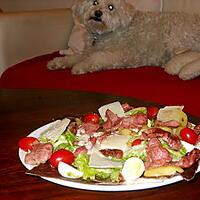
(18, 101, 200, 186)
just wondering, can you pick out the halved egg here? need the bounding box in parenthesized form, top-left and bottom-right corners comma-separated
(58, 161, 83, 179)
(121, 157, 145, 184)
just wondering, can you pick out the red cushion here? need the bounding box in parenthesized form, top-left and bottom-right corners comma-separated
(0, 52, 200, 117)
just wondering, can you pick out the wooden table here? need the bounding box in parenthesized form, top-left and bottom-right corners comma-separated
(0, 89, 199, 200)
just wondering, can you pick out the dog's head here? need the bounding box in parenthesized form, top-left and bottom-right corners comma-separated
(72, 0, 136, 35)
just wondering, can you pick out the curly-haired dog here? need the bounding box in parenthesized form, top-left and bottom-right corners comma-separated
(48, 0, 200, 80)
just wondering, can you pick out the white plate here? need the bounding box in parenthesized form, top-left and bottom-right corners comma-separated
(19, 122, 200, 191)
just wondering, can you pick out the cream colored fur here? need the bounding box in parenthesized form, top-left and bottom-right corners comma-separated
(48, 0, 200, 80)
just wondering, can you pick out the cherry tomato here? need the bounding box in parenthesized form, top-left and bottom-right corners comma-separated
(83, 113, 100, 124)
(132, 138, 142, 146)
(18, 137, 39, 152)
(180, 127, 198, 145)
(49, 149, 75, 168)
(147, 106, 159, 119)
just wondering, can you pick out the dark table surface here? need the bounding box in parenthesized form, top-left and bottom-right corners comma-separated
(0, 89, 199, 200)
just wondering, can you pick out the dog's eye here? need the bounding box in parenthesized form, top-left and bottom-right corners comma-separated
(108, 4, 114, 11)
(93, 0, 99, 6)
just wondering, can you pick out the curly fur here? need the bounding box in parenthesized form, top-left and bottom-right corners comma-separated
(48, 0, 200, 80)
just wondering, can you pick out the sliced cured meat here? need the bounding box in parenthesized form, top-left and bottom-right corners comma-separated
(154, 120, 180, 128)
(74, 146, 88, 157)
(100, 149, 123, 159)
(103, 110, 147, 131)
(120, 113, 148, 129)
(145, 138, 172, 169)
(103, 109, 121, 130)
(174, 148, 200, 168)
(68, 122, 79, 134)
(25, 142, 53, 165)
(79, 122, 100, 134)
(121, 103, 133, 112)
(142, 128, 182, 150)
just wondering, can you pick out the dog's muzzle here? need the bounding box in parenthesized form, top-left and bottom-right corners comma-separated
(89, 10, 103, 22)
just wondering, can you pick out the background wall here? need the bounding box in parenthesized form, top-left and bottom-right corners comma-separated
(0, 0, 73, 12)
(0, 0, 162, 12)
(0, 0, 200, 13)
(163, 0, 200, 13)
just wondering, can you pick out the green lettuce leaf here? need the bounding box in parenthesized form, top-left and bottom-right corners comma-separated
(123, 143, 147, 161)
(125, 107, 147, 116)
(73, 153, 120, 182)
(53, 131, 77, 152)
(161, 140, 187, 161)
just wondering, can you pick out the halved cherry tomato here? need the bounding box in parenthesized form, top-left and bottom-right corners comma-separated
(83, 113, 100, 124)
(18, 137, 39, 152)
(49, 149, 75, 168)
(180, 127, 198, 145)
(147, 106, 159, 119)
(132, 138, 142, 146)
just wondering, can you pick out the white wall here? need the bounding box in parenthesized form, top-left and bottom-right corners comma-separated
(0, 0, 73, 12)
(0, 0, 163, 12)
(1, 0, 200, 13)
(163, 0, 200, 13)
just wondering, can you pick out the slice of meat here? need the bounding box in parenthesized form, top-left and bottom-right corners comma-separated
(142, 128, 182, 150)
(79, 122, 100, 134)
(103, 110, 147, 131)
(25, 142, 53, 165)
(121, 103, 133, 112)
(145, 138, 172, 169)
(74, 146, 88, 157)
(154, 120, 180, 128)
(100, 149, 123, 159)
(166, 135, 182, 150)
(68, 122, 79, 134)
(120, 113, 148, 129)
(174, 148, 200, 168)
(103, 109, 121, 131)
(180, 161, 199, 181)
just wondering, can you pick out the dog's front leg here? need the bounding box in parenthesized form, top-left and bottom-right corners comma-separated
(71, 51, 131, 74)
(47, 54, 86, 70)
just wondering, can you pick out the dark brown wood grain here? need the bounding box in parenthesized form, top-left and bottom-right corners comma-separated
(0, 89, 199, 200)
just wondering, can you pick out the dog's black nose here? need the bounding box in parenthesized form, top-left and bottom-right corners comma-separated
(94, 10, 103, 18)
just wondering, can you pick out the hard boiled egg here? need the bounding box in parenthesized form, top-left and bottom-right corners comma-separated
(58, 161, 83, 179)
(121, 157, 145, 184)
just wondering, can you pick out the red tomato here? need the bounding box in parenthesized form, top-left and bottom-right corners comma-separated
(18, 137, 39, 152)
(132, 138, 142, 146)
(83, 113, 100, 124)
(147, 106, 159, 119)
(180, 127, 198, 145)
(49, 149, 75, 168)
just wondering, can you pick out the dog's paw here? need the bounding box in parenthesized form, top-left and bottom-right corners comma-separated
(47, 59, 58, 70)
(71, 65, 87, 75)
(47, 57, 68, 70)
(164, 52, 200, 75)
(164, 57, 185, 75)
(178, 58, 200, 80)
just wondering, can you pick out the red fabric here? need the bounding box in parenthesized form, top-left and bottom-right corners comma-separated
(0, 52, 200, 117)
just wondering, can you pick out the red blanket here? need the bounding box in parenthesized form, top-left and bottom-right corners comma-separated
(0, 52, 200, 117)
